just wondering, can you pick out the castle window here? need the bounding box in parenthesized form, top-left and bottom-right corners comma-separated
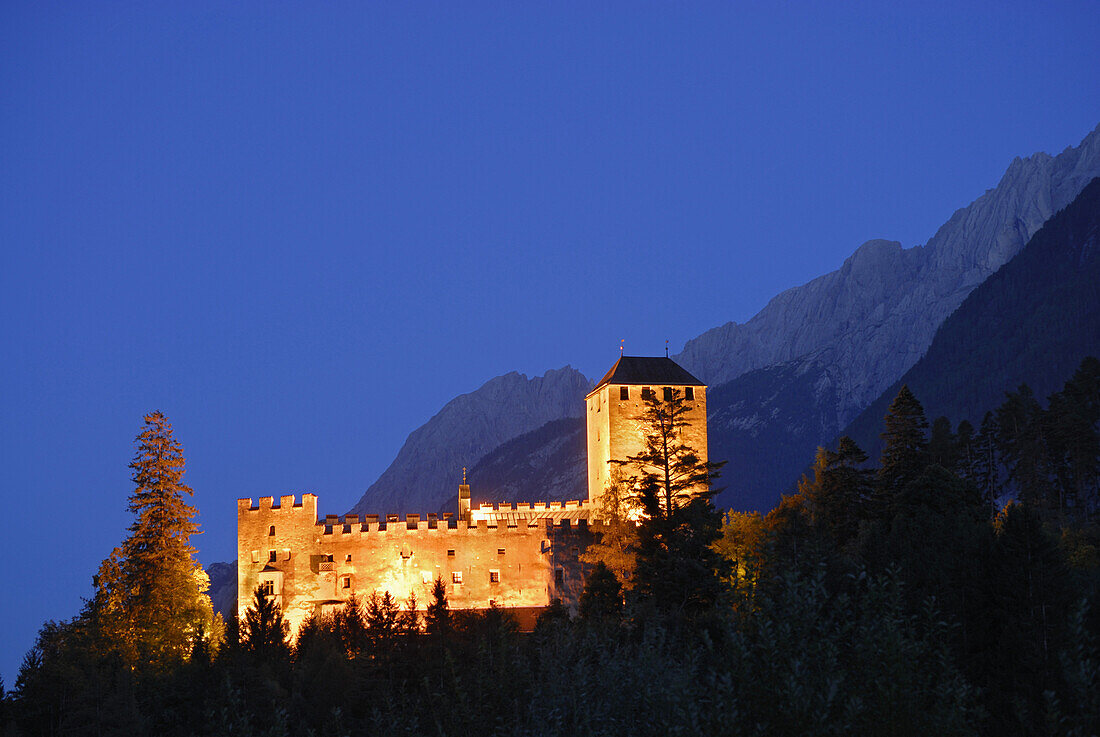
(489, 570, 500, 583)
(342, 576, 351, 589)
(642, 387, 654, 400)
(452, 571, 463, 584)
(260, 580, 274, 597)
(447, 549, 456, 557)
(421, 571, 433, 584)
(345, 554, 352, 562)
(685, 386, 694, 400)
(268, 550, 277, 563)
(497, 548, 506, 556)
(663, 387, 673, 401)
(268, 525, 275, 537)
(554, 568, 564, 585)
(620, 387, 629, 401)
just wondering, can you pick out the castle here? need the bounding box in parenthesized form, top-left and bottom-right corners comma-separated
(237, 355, 708, 634)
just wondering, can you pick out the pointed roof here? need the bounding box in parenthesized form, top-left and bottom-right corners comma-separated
(589, 355, 705, 396)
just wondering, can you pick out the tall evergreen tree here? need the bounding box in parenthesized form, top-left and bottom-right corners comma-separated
(798, 436, 873, 549)
(619, 388, 729, 620)
(877, 385, 929, 510)
(996, 384, 1049, 508)
(425, 576, 452, 639)
(971, 411, 1001, 513)
(1045, 357, 1100, 520)
(240, 584, 291, 664)
(92, 411, 214, 667)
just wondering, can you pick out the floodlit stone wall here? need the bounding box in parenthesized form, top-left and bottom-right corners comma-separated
(238, 494, 596, 637)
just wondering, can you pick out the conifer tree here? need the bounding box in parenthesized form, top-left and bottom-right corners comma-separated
(971, 411, 1002, 513)
(240, 584, 291, 664)
(619, 388, 728, 619)
(578, 562, 623, 622)
(798, 436, 872, 549)
(996, 384, 1048, 508)
(93, 411, 214, 667)
(579, 468, 639, 586)
(877, 385, 929, 507)
(425, 576, 452, 639)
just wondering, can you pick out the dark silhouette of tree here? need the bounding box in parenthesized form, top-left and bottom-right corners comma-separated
(996, 384, 1048, 508)
(580, 467, 639, 586)
(92, 411, 215, 667)
(1045, 357, 1100, 520)
(618, 387, 729, 621)
(579, 562, 623, 622)
(928, 415, 959, 471)
(877, 385, 929, 511)
(240, 584, 291, 664)
(425, 576, 452, 639)
(798, 436, 872, 549)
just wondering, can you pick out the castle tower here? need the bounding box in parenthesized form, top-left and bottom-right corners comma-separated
(585, 355, 708, 507)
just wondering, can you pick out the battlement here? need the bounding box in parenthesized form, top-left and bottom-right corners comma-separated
(238, 493, 317, 512)
(315, 512, 598, 535)
(471, 499, 592, 513)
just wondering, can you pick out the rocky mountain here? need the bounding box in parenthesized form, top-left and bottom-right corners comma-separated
(206, 561, 237, 621)
(839, 176, 1100, 462)
(677, 123, 1100, 427)
(467, 417, 587, 505)
(351, 124, 1100, 517)
(349, 367, 591, 515)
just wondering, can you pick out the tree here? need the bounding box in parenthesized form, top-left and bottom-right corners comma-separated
(996, 384, 1049, 508)
(92, 411, 214, 667)
(799, 436, 873, 550)
(578, 562, 623, 622)
(239, 584, 291, 664)
(579, 468, 639, 586)
(425, 576, 452, 639)
(877, 385, 929, 510)
(618, 387, 729, 620)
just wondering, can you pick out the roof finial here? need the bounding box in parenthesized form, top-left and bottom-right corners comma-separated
(462, 466, 467, 484)
(665, 339, 669, 357)
(620, 339, 624, 355)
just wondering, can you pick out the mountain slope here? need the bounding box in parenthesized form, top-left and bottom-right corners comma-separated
(349, 367, 590, 515)
(466, 417, 587, 505)
(838, 176, 1100, 462)
(677, 123, 1100, 427)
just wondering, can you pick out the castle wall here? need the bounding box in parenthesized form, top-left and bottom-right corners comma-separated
(239, 495, 596, 638)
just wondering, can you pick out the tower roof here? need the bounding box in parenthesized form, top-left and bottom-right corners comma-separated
(589, 355, 705, 396)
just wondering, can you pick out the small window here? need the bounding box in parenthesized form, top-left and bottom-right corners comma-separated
(345, 554, 352, 563)
(554, 568, 564, 585)
(268, 525, 275, 537)
(447, 549, 456, 557)
(421, 570, 433, 584)
(497, 548, 506, 556)
(452, 571, 463, 584)
(489, 570, 500, 583)
(642, 387, 654, 400)
(685, 386, 694, 400)
(260, 580, 274, 597)
(268, 550, 277, 563)
(663, 386, 673, 401)
(342, 576, 351, 589)
(620, 387, 629, 401)
(324, 554, 334, 563)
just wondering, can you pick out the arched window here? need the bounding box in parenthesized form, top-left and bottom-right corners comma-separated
(268, 525, 275, 537)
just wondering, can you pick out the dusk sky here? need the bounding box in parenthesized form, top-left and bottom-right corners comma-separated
(2, 1, 1098, 682)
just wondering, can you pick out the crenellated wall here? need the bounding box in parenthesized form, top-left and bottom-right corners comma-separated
(238, 494, 596, 638)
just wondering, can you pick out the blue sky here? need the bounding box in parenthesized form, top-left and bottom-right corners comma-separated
(1, 0, 1098, 682)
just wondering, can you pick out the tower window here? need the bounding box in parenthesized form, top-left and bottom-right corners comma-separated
(345, 554, 352, 562)
(663, 387, 673, 401)
(452, 571, 463, 584)
(268, 550, 277, 563)
(447, 549, 456, 557)
(554, 568, 564, 585)
(259, 580, 274, 597)
(268, 525, 275, 537)
(620, 387, 629, 400)
(642, 387, 654, 400)
(342, 576, 351, 589)
(497, 548, 506, 555)
(685, 386, 694, 400)
(489, 570, 500, 583)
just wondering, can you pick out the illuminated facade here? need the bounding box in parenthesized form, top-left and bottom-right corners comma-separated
(237, 356, 707, 633)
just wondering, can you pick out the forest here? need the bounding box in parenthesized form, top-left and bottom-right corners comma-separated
(3, 358, 1099, 737)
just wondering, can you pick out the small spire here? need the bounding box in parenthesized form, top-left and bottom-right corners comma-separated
(620, 339, 624, 355)
(665, 339, 669, 357)
(462, 466, 467, 484)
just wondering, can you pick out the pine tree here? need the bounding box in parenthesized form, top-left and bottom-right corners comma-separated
(578, 561, 623, 622)
(971, 411, 1001, 513)
(619, 387, 729, 620)
(579, 468, 639, 586)
(799, 436, 872, 549)
(996, 384, 1049, 508)
(93, 411, 214, 667)
(240, 584, 291, 664)
(425, 576, 452, 639)
(877, 385, 929, 508)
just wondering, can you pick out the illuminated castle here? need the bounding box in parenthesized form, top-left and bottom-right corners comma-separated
(237, 356, 707, 633)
